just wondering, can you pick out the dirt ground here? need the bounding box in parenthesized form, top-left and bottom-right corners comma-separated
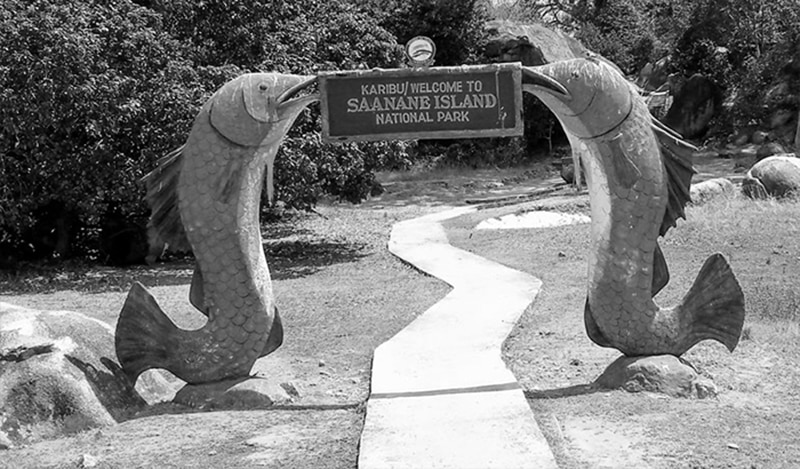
(2, 155, 797, 468)
(443, 157, 800, 468)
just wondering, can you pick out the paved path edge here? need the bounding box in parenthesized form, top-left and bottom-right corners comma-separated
(357, 206, 558, 469)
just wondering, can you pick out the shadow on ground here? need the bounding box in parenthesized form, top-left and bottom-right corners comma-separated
(0, 238, 368, 294)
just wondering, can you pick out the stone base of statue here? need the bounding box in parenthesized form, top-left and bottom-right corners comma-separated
(594, 355, 717, 399)
(173, 376, 294, 410)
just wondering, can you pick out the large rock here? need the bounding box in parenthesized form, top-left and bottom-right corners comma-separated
(741, 154, 800, 199)
(0, 302, 174, 447)
(484, 21, 589, 66)
(594, 355, 716, 399)
(663, 74, 722, 139)
(690, 178, 734, 205)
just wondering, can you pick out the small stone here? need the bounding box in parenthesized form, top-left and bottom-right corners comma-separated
(81, 454, 99, 468)
(751, 130, 769, 145)
(0, 432, 12, 450)
(733, 133, 750, 146)
(319, 369, 332, 377)
(569, 358, 582, 366)
(727, 443, 740, 450)
(735, 145, 758, 160)
(279, 382, 300, 398)
(208, 449, 218, 456)
(557, 252, 566, 258)
(694, 379, 718, 399)
(318, 359, 326, 367)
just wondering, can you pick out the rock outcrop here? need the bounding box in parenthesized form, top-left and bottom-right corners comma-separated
(741, 154, 800, 199)
(484, 21, 589, 66)
(662, 74, 722, 140)
(0, 302, 174, 447)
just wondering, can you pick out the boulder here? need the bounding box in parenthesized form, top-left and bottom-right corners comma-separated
(741, 154, 800, 199)
(594, 355, 716, 399)
(0, 302, 174, 447)
(484, 21, 589, 66)
(663, 74, 722, 139)
(757, 142, 786, 161)
(690, 178, 734, 205)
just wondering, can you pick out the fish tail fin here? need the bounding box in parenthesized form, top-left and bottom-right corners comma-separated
(676, 253, 745, 353)
(115, 282, 180, 382)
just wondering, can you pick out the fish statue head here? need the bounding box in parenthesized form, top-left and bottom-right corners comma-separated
(209, 73, 318, 147)
(522, 58, 632, 139)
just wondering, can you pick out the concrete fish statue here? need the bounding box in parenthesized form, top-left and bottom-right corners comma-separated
(523, 58, 745, 356)
(115, 73, 318, 384)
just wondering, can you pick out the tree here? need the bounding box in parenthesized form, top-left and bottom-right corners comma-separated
(671, 0, 800, 128)
(379, 0, 491, 66)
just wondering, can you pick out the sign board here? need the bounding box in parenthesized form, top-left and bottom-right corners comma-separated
(319, 63, 523, 142)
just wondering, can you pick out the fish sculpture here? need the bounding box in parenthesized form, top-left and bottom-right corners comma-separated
(522, 58, 745, 356)
(115, 73, 318, 384)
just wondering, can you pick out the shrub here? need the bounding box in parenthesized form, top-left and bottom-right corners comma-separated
(0, 0, 230, 261)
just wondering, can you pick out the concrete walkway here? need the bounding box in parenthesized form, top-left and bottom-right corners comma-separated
(358, 207, 558, 469)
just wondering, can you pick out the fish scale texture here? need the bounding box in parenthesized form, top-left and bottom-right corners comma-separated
(525, 58, 744, 356)
(115, 74, 313, 384)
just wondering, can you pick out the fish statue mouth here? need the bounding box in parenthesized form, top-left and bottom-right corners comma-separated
(521, 68, 571, 100)
(249, 75, 320, 124)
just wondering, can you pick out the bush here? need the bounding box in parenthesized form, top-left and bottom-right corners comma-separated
(0, 0, 410, 263)
(0, 0, 231, 261)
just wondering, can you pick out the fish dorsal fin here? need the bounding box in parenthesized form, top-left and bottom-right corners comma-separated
(653, 118, 697, 236)
(142, 145, 191, 252)
(189, 264, 208, 316)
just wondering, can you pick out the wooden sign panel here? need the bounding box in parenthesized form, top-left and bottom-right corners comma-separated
(319, 63, 523, 142)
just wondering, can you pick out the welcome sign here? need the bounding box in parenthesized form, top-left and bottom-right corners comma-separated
(319, 63, 523, 142)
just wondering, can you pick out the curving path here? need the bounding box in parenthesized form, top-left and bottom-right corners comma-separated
(358, 207, 557, 469)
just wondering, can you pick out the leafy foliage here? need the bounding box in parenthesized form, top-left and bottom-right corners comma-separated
(0, 0, 227, 261)
(670, 0, 800, 127)
(0, 0, 405, 263)
(379, 0, 491, 66)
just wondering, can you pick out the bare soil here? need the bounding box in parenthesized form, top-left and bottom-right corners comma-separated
(1, 203, 451, 469)
(443, 158, 800, 468)
(3, 156, 796, 468)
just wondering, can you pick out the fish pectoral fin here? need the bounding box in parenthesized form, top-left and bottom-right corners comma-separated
(214, 157, 244, 203)
(189, 265, 208, 316)
(606, 137, 642, 189)
(142, 145, 191, 253)
(584, 299, 614, 348)
(654, 118, 696, 236)
(651, 241, 670, 297)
